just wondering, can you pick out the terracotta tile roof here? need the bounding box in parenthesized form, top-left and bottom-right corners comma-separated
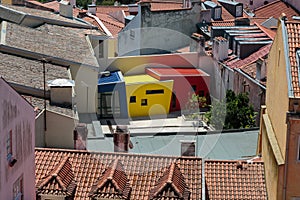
(89, 159, 131, 199)
(204, 0, 247, 21)
(226, 44, 271, 69)
(254, 0, 299, 21)
(96, 13, 124, 35)
(205, 160, 267, 200)
(255, 22, 277, 40)
(35, 148, 202, 200)
(286, 21, 300, 96)
(147, 2, 186, 12)
(149, 162, 190, 200)
(36, 157, 77, 197)
(96, 5, 129, 14)
(211, 20, 235, 27)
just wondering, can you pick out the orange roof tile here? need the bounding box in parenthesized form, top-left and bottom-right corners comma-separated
(89, 159, 131, 199)
(36, 157, 77, 197)
(205, 160, 267, 200)
(35, 148, 202, 200)
(254, 0, 299, 21)
(96, 5, 129, 14)
(147, 1, 186, 12)
(285, 21, 300, 96)
(226, 44, 271, 69)
(149, 163, 190, 200)
(96, 13, 124, 35)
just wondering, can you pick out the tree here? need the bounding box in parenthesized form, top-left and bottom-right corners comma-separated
(205, 90, 256, 130)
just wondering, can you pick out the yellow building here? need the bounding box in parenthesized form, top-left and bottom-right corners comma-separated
(258, 15, 300, 200)
(124, 75, 173, 118)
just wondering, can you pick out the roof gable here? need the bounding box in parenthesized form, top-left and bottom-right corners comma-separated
(36, 157, 77, 197)
(149, 163, 190, 200)
(89, 159, 131, 199)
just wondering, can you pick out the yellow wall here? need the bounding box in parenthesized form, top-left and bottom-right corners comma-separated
(266, 21, 289, 157)
(1, 0, 12, 4)
(261, 117, 280, 200)
(125, 75, 173, 117)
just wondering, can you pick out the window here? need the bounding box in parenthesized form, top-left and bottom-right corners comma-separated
(99, 40, 104, 58)
(250, 0, 253, 5)
(191, 85, 197, 92)
(171, 93, 177, 108)
(130, 30, 135, 39)
(181, 141, 196, 156)
(146, 89, 164, 95)
(199, 90, 204, 97)
(130, 96, 136, 103)
(141, 99, 147, 106)
(13, 175, 23, 200)
(6, 130, 12, 160)
(297, 136, 300, 161)
(236, 5, 243, 17)
(214, 7, 221, 20)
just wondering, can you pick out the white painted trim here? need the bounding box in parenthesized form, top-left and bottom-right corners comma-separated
(86, 13, 113, 37)
(0, 21, 7, 45)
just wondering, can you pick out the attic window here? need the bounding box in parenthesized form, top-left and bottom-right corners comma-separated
(181, 141, 196, 156)
(214, 7, 221, 20)
(236, 5, 243, 17)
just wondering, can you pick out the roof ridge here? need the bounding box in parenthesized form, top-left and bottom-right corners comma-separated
(36, 156, 77, 196)
(149, 162, 190, 200)
(89, 159, 131, 199)
(35, 147, 202, 160)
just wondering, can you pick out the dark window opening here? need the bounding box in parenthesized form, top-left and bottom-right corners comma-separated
(250, 0, 253, 5)
(141, 99, 148, 106)
(146, 89, 164, 95)
(171, 93, 177, 108)
(99, 40, 104, 58)
(191, 85, 197, 92)
(181, 142, 195, 156)
(130, 96, 136, 103)
(199, 90, 205, 97)
(264, 1, 268, 5)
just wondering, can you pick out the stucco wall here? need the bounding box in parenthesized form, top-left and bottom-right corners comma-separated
(140, 3, 201, 55)
(236, 0, 278, 10)
(285, 0, 300, 13)
(266, 21, 289, 157)
(71, 65, 98, 113)
(286, 118, 300, 199)
(0, 78, 35, 200)
(45, 110, 77, 149)
(126, 80, 173, 117)
(35, 110, 45, 147)
(261, 118, 280, 200)
(107, 52, 199, 75)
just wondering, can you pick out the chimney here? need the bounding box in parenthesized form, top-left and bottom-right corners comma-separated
(113, 125, 130, 153)
(88, 3, 97, 15)
(74, 123, 88, 150)
(59, 0, 73, 18)
(190, 33, 205, 52)
(213, 36, 229, 61)
(47, 79, 74, 107)
(70, 0, 76, 7)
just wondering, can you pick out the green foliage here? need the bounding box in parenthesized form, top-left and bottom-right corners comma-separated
(205, 90, 257, 130)
(185, 93, 207, 114)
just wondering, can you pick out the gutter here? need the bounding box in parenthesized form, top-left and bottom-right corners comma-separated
(234, 68, 266, 90)
(86, 13, 113, 37)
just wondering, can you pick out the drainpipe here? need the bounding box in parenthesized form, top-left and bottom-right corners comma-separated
(283, 112, 291, 200)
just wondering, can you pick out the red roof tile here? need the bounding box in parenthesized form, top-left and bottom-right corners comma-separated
(146, 1, 186, 12)
(96, 13, 124, 35)
(89, 159, 131, 199)
(254, 0, 299, 21)
(226, 44, 271, 69)
(205, 160, 267, 200)
(96, 5, 129, 14)
(35, 148, 202, 200)
(286, 21, 300, 96)
(149, 163, 190, 200)
(36, 157, 77, 197)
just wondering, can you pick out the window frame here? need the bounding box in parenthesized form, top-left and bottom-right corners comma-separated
(130, 96, 136, 103)
(13, 175, 23, 200)
(141, 99, 148, 106)
(6, 130, 12, 160)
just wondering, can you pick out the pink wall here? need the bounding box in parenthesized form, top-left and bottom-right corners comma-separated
(0, 77, 35, 200)
(146, 69, 210, 112)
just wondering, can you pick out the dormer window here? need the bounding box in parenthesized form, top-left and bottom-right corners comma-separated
(214, 7, 221, 20)
(236, 5, 243, 17)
